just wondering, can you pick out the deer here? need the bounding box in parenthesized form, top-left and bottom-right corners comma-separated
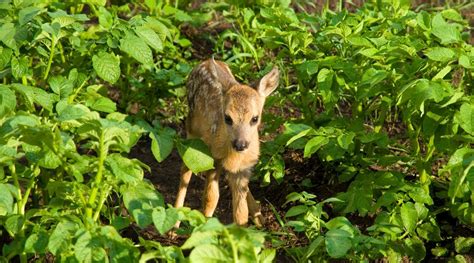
(174, 58, 279, 227)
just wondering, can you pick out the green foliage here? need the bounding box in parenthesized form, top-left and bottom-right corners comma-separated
(0, 0, 472, 262)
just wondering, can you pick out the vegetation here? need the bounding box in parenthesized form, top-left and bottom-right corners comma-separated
(0, 0, 472, 262)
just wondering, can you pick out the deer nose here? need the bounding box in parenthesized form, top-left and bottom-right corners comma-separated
(232, 140, 249, 152)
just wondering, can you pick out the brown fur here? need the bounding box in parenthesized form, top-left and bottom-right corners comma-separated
(174, 58, 279, 226)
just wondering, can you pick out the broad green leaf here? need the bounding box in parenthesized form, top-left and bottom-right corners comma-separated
(75, 231, 107, 263)
(5, 214, 24, 235)
(98, 7, 113, 28)
(92, 51, 120, 84)
(0, 184, 14, 216)
(441, 9, 464, 22)
(49, 75, 74, 97)
(120, 34, 154, 66)
(106, 154, 144, 183)
(285, 205, 308, 217)
(258, 249, 276, 263)
(48, 221, 78, 255)
(0, 23, 17, 50)
(325, 229, 352, 258)
(0, 46, 13, 69)
(189, 244, 230, 263)
(152, 207, 179, 235)
(181, 229, 218, 249)
(87, 97, 116, 113)
(400, 202, 417, 233)
(416, 11, 430, 30)
(177, 139, 214, 173)
(150, 127, 175, 162)
(431, 13, 461, 45)
(135, 26, 163, 52)
(11, 56, 29, 79)
(122, 182, 164, 228)
(456, 103, 474, 135)
(19, 6, 42, 25)
(304, 136, 329, 157)
(425, 47, 455, 62)
(455, 237, 474, 254)
(11, 84, 57, 112)
(57, 103, 89, 121)
(24, 231, 49, 254)
(144, 17, 171, 42)
(337, 132, 355, 150)
(0, 87, 15, 118)
(404, 237, 426, 262)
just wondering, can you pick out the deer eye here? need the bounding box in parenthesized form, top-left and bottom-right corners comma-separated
(250, 116, 259, 125)
(224, 114, 233, 125)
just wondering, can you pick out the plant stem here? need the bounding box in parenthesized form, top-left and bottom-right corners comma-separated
(9, 164, 22, 213)
(223, 228, 239, 263)
(86, 131, 107, 221)
(93, 186, 110, 222)
(43, 38, 57, 80)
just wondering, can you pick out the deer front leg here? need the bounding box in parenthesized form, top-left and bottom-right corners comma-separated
(173, 164, 193, 229)
(202, 166, 221, 217)
(247, 190, 264, 227)
(228, 172, 250, 226)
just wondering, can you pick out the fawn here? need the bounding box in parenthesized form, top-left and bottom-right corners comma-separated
(174, 58, 279, 226)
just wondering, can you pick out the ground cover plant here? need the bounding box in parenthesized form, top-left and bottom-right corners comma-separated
(0, 0, 473, 262)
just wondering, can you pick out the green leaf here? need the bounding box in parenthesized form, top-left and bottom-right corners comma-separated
(456, 103, 474, 135)
(57, 103, 89, 121)
(150, 127, 175, 162)
(24, 230, 49, 254)
(144, 17, 171, 42)
(0, 184, 14, 216)
(122, 182, 164, 228)
(48, 221, 77, 255)
(177, 139, 214, 173)
(120, 34, 154, 66)
(337, 132, 355, 150)
(0, 23, 17, 50)
(11, 56, 29, 79)
(400, 202, 418, 233)
(455, 237, 474, 254)
(106, 154, 144, 183)
(11, 84, 57, 112)
(424, 47, 455, 62)
(75, 231, 107, 263)
(285, 205, 308, 217)
(92, 51, 120, 84)
(0, 46, 13, 70)
(431, 13, 461, 45)
(87, 97, 116, 113)
(19, 6, 42, 25)
(97, 7, 113, 28)
(325, 229, 352, 258)
(135, 26, 163, 52)
(5, 214, 24, 235)
(181, 229, 217, 249)
(49, 75, 74, 98)
(0, 87, 16, 118)
(189, 244, 230, 263)
(152, 207, 179, 235)
(304, 136, 329, 157)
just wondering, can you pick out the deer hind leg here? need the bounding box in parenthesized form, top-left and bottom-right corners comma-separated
(246, 189, 264, 227)
(202, 166, 221, 217)
(228, 172, 251, 226)
(173, 164, 193, 229)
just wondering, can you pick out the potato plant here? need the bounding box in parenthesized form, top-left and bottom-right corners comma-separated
(0, 0, 473, 262)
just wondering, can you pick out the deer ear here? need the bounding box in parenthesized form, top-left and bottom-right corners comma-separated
(256, 67, 279, 97)
(209, 58, 238, 90)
